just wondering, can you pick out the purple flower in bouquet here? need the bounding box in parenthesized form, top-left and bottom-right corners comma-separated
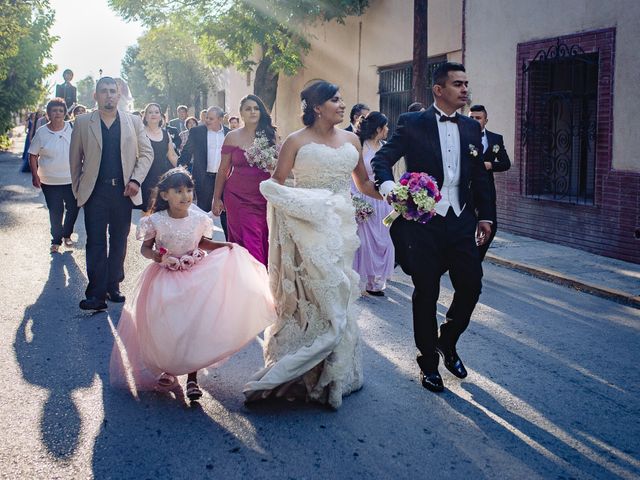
(383, 172, 442, 226)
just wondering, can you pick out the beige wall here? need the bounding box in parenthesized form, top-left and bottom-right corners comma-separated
(221, 0, 462, 136)
(465, 0, 640, 172)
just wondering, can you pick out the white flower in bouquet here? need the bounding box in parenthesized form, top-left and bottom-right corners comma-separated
(244, 133, 278, 171)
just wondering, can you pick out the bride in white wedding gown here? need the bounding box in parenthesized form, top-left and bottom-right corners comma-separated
(243, 81, 381, 409)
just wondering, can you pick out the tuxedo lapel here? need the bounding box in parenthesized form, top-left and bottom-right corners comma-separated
(457, 118, 473, 183)
(421, 107, 444, 183)
(89, 111, 102, 151)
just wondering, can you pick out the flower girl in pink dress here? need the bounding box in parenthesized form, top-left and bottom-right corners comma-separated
(110, 167, 276, 401)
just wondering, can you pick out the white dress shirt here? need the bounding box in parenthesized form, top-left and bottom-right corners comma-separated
(481, 130, 488, 153)
(206, 127, 225, 173)
(433, 104, 463, 217)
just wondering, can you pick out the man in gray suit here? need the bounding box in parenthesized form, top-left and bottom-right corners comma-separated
(169, 105, 188, 133)
(70, 77, 153, 311)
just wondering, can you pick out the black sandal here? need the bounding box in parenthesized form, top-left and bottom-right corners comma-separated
(186, 380, 203, 401)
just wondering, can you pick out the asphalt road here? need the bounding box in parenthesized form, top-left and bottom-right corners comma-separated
(1, 151, 639, 480)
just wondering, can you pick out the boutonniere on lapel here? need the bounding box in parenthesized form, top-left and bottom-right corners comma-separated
(469, 144, 479, 157)
(492, 144, 500, 154)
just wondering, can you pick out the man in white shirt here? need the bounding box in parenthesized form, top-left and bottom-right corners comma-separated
(178, 106, 229, 236)
(371, 62, 494, 393)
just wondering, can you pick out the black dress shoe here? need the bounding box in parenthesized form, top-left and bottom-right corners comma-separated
(79, 297, 107, 311)
(420, 370, 444, 392)
(436, 348, 468, 379)
(366, 290, 385, 297)
(106, 290, 126, 303)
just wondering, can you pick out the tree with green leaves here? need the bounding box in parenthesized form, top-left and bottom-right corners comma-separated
(121, 24, 214, 114)
(0, 0, 57, 139)
(109, 0, 369, 110)
(121, 45, 167, 110)
(76, 75, 96, 108)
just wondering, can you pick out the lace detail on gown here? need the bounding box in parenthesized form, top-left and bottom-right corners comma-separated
(243, 142, 363, 408)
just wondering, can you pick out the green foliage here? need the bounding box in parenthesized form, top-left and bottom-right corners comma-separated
(0, 1, 57, 134)
(76, 75, 96, 107)
(109, 0, 369, 110)
(121, 45, 167, 110)
(121, 22, 214, 112)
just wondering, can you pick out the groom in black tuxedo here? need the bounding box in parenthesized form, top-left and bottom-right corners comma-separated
(469, 104, 511, 260)
(371, 62, 495, 392)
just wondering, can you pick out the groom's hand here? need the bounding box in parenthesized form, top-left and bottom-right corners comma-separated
(476, 221, 492, 246)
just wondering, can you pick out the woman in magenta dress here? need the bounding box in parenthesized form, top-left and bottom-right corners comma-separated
(212, 95, 278, 265)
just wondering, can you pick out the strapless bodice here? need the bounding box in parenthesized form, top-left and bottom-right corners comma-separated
(292, 142, 358, 194)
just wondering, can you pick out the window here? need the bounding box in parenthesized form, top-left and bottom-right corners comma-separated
(521, 41, 598, 204)
(378, 57, 446, 136)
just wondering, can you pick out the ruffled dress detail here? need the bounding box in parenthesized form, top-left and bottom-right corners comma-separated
(243, 143, 363, 409)
(110, 205, 276, 391)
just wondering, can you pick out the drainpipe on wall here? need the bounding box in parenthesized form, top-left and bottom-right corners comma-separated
(412, 0, 428, 104)
(357, 20, 363, 101)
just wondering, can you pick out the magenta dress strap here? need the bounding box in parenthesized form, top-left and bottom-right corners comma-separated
(221, 145, 242, 154)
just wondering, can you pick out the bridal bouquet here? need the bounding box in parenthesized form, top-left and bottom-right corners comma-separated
(244, 133, 278, 171)
(352, 195, 374, 224)
(157, 247, 206, 271)
(383, 172, 442, 227)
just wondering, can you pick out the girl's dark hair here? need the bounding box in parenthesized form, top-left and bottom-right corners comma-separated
(147, 167, 194, 214)
(300, 81, 339, 126)
(185, 116, 198, 129)
(240, 94, 277, 146)
(357, 111, 388, 145)
(142, 103, 164, 127)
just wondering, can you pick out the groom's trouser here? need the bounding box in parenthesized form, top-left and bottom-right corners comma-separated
(390, 208, 483, 373)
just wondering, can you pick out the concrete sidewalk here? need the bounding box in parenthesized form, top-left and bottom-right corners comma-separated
(486, 231, 640, 308)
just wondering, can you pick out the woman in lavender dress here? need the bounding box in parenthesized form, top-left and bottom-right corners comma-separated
(212, 95, 277, 265)
(351, 112, 395, 296)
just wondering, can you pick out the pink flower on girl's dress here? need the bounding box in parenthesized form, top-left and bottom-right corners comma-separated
(179, 255, 195, 270)
(164, 256, 181, 271)
(158, 247, 168, 256)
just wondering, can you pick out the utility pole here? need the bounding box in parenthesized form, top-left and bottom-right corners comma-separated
(412, 0, 428, 104)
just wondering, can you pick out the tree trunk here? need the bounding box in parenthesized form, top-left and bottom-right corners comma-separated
(253, 54, 279, 113)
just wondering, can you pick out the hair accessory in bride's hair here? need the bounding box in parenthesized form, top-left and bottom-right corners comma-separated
(301, 99, 307, 112)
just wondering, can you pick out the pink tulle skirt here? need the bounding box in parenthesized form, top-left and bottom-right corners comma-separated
(110, 246, 276, 391)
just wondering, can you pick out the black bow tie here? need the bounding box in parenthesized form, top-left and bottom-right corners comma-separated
(481, 131, 486, 137)
(439, 114, 458, 123)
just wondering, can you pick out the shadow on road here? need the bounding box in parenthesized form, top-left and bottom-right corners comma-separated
(13, 252, 102, 458)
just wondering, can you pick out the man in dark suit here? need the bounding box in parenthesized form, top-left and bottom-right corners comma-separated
(345, 103, 369, 132)
(178, 106, 229, 237)
(469, 104, 511, 260)
(371, 62, 494, 392)
(55, 69, 77, 111)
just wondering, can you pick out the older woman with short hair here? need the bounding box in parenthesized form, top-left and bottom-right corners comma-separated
(29, 97, 79, 252)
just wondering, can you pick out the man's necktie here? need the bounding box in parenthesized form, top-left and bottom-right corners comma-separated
(439, 114, 458, 123)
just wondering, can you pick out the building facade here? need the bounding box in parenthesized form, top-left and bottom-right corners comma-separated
(465, 0, 640, 263)
(219, 0, 639, 263)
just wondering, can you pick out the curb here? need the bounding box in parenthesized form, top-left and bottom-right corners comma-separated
(485, 254, 640, 309)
